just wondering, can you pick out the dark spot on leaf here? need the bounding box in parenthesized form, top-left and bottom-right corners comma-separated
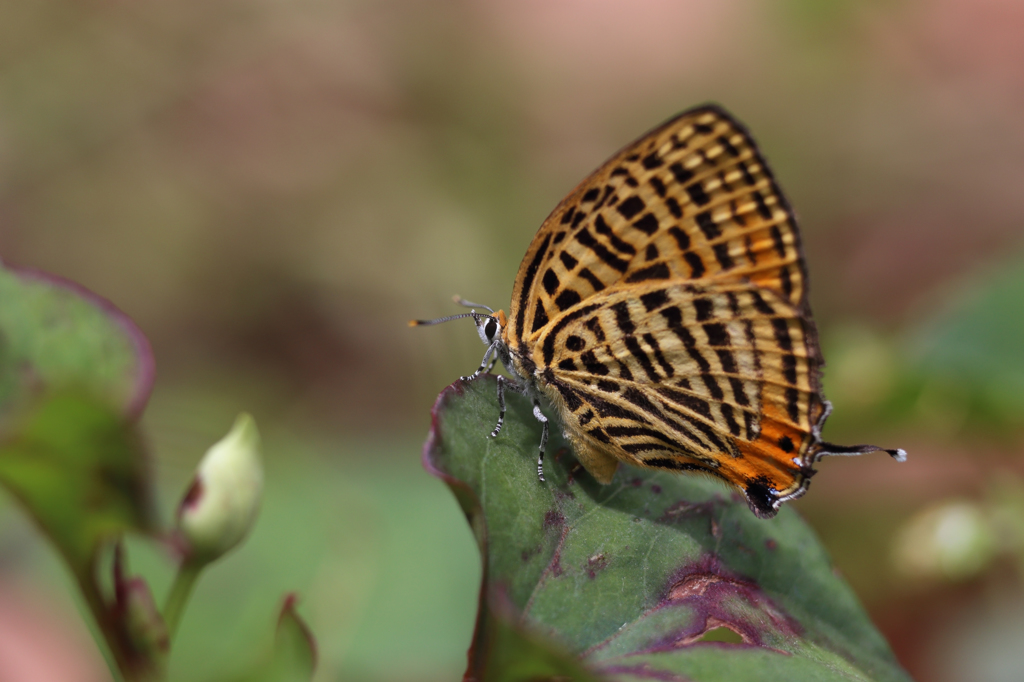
(661, 560, 802, 648)
(549, 530, 568, 577)
(543, 510, 565, 529)
(521, 545, 541, 562)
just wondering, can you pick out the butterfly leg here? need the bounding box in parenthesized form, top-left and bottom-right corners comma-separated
(490, 374, 524, 438)
(532, 400, 549, 482)
(461, 343, 496, 381)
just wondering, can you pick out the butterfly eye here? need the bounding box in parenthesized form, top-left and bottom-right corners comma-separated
(484, 318, 498, 341)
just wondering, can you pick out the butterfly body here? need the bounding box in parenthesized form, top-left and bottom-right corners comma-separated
(417, 104, 905, 518)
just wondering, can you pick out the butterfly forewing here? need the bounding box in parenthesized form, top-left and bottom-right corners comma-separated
(506, 105, 826, 515)
(509, 105, 809, 342)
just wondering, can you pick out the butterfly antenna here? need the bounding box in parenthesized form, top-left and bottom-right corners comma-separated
(453, 295, 495, 314)
(408, 312, 483, 327)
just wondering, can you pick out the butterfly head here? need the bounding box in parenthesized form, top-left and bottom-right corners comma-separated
(409, 298, 508, 347)
(474, 309, 507, 347)
(409, 299, 510, 376)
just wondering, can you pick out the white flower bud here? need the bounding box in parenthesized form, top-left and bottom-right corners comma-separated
(177, 413, 263, 562)
(893, 500, 997, 581)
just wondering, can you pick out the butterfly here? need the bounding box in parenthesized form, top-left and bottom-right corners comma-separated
(414, 104, 905, 519)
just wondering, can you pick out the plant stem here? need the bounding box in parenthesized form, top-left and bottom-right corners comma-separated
(75, 566, 134, 682)
(163, 559, 202, 640)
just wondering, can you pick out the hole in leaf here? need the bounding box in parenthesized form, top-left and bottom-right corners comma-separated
(696, 626, 744, 644)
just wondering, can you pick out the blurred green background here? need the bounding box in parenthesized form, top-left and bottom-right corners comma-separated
(1, 1, 1023, 681)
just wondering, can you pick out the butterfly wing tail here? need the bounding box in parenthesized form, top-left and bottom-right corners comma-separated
(815, 442, 907, 463)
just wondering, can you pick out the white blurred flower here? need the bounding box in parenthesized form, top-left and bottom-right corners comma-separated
(893, 500, 998, 581)
(177, 413, 263, 562)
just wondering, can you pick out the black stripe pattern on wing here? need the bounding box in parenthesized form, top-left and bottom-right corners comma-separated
(534, 282, 819, 465)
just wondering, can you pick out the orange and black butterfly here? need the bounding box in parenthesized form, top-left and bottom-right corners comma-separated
(414, 104, 905, 518)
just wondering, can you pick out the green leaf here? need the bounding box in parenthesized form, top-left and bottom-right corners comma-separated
(0, 258, 156, 564)
(0, 261, 154, 420)
(266, 595, 317, 681)
(425, 377, 913, 682)
(0, 261, 157, 678)
(470, 594, 603, 682)
(0, 393, 154, 568)
(0, 392, 157, 680)
(0, 259, 156, 567)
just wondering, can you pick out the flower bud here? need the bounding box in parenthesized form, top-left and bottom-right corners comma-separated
(893, 500, 997, 581)
(120, 577, 169, 671)
(177, 413, 263, 562)
(112, 542, 168, 674)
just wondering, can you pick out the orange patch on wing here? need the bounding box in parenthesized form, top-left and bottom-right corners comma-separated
(728, 401, 812, 496)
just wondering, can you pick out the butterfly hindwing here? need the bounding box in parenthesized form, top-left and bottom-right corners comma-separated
(529, 280, 819, 504)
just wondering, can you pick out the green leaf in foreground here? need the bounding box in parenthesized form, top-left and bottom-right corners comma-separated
(0, 258, 157, 571)
(0, 392, 157, 677)
(0, 260, 157, 677)
(0, 260, 154, 419)
(470, 593, 603, 682)
(424, 377, 913, 682)
(0, 393, 154, 567)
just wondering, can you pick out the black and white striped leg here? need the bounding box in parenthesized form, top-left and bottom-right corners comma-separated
(489, 374, 522, 438)
(532, 399, 548, 482)
(461, 343, 496, 381)
(490, 375, 508, 438)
